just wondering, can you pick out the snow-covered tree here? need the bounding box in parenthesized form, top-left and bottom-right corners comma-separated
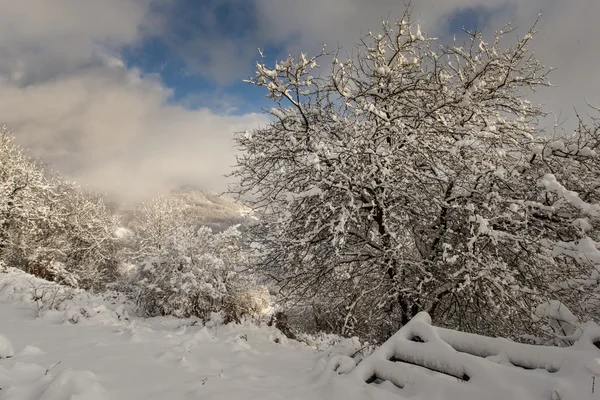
(124, 194, 256, 320)
(1, 125, 119, 290)
(231, 14, 600, 341)
(47, 183, 119, 289)
(0, 124, 46, 258)
(528, 110, 600, 340)
(132, 195, 186, 253)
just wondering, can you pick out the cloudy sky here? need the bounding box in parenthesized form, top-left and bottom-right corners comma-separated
(1, 0, 598, 203)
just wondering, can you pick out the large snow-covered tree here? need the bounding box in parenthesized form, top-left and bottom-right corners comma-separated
(231, 14, 600, 341)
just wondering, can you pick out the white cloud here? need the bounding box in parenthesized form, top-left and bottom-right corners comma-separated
(0, 0, 159, 85)
(1, 0, 598, 204)
(0, 64, 267, 202)
(0, 0, 269, 203)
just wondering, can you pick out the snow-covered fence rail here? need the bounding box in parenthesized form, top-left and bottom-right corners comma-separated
(343, 312, 600, 400)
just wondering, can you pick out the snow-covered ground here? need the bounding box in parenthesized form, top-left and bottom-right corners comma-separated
(2, 267, 600, 400)
(0, 268, 384, 400)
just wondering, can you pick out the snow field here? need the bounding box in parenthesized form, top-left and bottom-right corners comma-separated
(0, 268, 383, 400)
(2, 267, 600, 400)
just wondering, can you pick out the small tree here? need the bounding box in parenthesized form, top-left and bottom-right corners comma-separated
(126, 194, 256, 320)
(132, 195, 186, 253)
(231, 12, 599, 341)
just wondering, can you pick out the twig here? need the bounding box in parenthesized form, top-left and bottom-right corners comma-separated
(350, 344, 372, 359)
(45, 361, 62, 375)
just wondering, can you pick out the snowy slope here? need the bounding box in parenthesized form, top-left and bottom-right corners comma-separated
(2, 267, 600, 400)
(0, 268, 386, 400)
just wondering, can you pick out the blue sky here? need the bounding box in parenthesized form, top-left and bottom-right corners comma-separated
(122, 37, 278, 115)
(0, 0, 598, 201)
(122, 0, 283, 114)
(122, 1, 502, 115)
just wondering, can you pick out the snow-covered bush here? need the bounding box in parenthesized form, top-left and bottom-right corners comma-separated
(28, 280, 78, 317)
(297, 331, 372, 361)
(224, 285, 272, 323)
(231, 10, 600, 343)
(129, 224, 247, 320)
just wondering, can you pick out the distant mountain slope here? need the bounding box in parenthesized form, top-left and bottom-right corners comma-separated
(170, 187, 252, 231)
(117, 187, 253, 232)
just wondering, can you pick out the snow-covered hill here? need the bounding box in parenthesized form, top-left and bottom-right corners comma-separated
(118, 187, 253, 233)
(170, 187, 253, 228)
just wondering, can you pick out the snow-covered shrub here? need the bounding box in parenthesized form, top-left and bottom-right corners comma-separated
(223, 285, 272, 323)
(125, 195, 265, 322)
(297, 331, 372, 360)
(130, 225, 246, 320)
(27, 280, 78, 316)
